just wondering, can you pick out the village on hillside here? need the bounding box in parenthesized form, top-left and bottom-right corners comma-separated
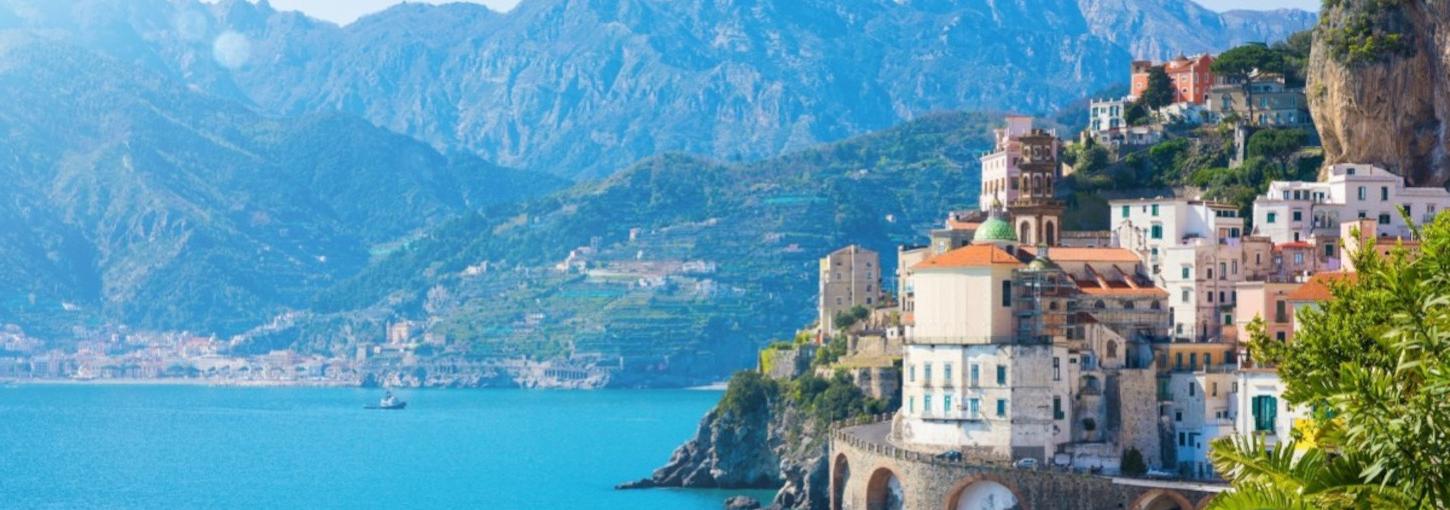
(791, 51, 1448, 508)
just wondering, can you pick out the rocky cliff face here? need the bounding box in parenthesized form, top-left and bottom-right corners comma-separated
(622, 393, 831, 509)
(1309, 0, 1450, 186)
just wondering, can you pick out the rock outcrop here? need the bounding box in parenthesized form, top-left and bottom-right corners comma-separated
(619, 386, 832, 509)
(1309, 0, 1450, 186)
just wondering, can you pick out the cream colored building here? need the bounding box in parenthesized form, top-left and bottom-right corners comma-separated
(819, 245, 883, 333)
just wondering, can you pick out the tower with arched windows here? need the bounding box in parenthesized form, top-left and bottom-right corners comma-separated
(1006, 128, 1065, 247)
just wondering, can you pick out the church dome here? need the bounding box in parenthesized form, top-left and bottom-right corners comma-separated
(973, 216, 1017, 244)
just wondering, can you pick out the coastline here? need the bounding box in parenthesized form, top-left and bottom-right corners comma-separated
(1, 378, 360, 388)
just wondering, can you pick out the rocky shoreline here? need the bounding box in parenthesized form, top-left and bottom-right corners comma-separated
(618, 373, 839, 509)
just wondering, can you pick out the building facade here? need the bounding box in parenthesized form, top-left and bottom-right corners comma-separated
(819, 245, 883, 333)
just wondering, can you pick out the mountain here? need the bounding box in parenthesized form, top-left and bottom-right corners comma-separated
(246, 112, 997, 385)
(0, 0, 1315, 179)
(0, 32, 561, 338)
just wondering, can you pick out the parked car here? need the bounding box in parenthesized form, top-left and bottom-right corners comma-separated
(1145, 469, 1176, 480)
(1013, 458, 1039, 469)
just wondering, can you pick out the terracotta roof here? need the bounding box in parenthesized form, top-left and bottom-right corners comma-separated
(946, 219, 980, 231)
(1286, 272, 1357, 302)
(913, 245, 1024, 270)
(1078, 285, 1168, 297)
(1021, 246, 1141, 263)
(1276, 241, 1313, 250)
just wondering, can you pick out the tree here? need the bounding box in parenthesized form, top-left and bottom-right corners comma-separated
(1120, 448, 1147, 477)
(1247, 128, 1308, 175)
(1212, 43, 1286, 125)
(1209, 213, 1450, 509)
(1124, 100, 1151, 126)
(1140, 65, 1176, 109)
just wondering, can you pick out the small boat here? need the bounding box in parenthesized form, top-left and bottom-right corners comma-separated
(364, 391, 407, 410)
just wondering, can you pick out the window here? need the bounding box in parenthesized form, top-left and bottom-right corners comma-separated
(909, 365, 916, 382)
(1176, 411, 1183, 423)
(1053, 396, 1064, 420)
(1292, 210, 1303, 222)
(1212, 382, 1218, 397)
(1358, 186, 1366, 201)
(1207, 291, 1213, 303)
(908, 396, 915, 413)
(1188, 381, 1196, 396)
(924, 394, 932, 414)
(944, 363, 953, 385)
(1181, 288, 1191, 303)
(1294, 252, 1304, 265)
(1359, 210, 1368, 219)
(1252, 395, 1278, 432)
(1151, 204, 1160, 216)
(1121, 205, 1130, 218)
(1325, 244, 1335, 257)
(1378, 213, 1391, 225)
(1181, 266, 1190, 279)
(1266, 212, 1277, 224)
(1403, 204, 1412, 217)
(1206, 353, 1213, 367)
(1219, 262, 1227, 279)
(970, 364, 980, 386)
(1189, 353, 1198, 369)
(944, 394, 953, 414)
(968, 397, 980, 418)
(1175, 353, 1183, 370)
(1276, 331, 1287, 341)
(996, 365, 1007, 385)
(1052, 358, 1061, 381)
(1207, 268, 1214, 279)
(996, 399, 1007, 417)
(1381, 186, 1389, 201)
(1002, 281, 1012, 307)
(1151, 224, 1163, 240)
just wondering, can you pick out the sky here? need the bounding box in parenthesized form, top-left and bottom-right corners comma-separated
(259, 0, 1321, 25)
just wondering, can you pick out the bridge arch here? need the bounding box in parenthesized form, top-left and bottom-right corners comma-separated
(943, 474, 1027, 510)
(831, 453, 850, 510)
(1194, 494, 1217, 510)
(865, 467, 905, 510)
(1130, 489, 1195, 510)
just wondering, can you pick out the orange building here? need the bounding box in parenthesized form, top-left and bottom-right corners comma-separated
(1130, 54, 1215, 105)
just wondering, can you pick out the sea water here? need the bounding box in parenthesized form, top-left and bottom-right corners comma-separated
(0, 385, 775, 509)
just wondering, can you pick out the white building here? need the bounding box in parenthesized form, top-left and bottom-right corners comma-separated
(1088, 98, 1126, 134)
(1160, 239, 1245, 342)
(1109, 197, 1244, 275)
(1252, 163, 1450, 247)
(897, 220, 1073, 463)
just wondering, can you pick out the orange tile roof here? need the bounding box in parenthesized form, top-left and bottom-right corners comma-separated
(946, 218, 980, 231)
(913, 245, 1024, 270)
(1021, 246, 1142, 263)
(1286, 272, 1357, 302)
(1276, 241, 1313, 250)
(1078, 285, 1168, 297)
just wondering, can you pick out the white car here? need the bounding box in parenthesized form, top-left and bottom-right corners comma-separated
(1013, 458, 1039, 469)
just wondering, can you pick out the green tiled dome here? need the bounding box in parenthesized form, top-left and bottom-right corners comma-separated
(973, 216, 1017, 244)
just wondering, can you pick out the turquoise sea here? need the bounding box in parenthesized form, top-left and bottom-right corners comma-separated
(0, 385, 775, 509)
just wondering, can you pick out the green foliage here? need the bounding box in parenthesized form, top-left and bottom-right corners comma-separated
(1139, 66, 1176, 109)
(1120, 448, 1147, 476)
(1212, 43, 1286, 78)
(1124, 100, 1151, 126)
(720, 371, 779, 418)
(1271, 30, 1314, 86)
(786, 371, 877, 423)
(1319, 0, 1413, 65)
(813, 336, 848, 367)
(1216, 212, 1450, 508)
(1247, 128, 1309, 168)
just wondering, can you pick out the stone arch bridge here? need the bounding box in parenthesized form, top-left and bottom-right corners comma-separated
(831, 418, 1221, 510)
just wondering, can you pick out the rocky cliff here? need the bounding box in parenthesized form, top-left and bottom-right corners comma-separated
(1309, 0, 1450, 186)
(620, 372, 849, 509)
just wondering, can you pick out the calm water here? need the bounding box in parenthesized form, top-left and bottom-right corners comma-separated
(0, 385, 775, 509)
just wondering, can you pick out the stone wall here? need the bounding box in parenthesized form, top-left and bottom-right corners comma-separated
(831, 421, 1217, 510)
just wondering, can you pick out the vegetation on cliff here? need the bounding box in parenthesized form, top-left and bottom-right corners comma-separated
(1318, 0, 1414, 65)
(1210, 212, 1450, 508)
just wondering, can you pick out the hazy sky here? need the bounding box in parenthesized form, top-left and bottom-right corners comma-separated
(260, 0, 1321, 25)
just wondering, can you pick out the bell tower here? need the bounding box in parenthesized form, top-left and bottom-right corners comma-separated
(1007, 129, 1065, 246)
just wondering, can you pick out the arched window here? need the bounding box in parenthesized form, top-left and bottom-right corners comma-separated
(1019, 222, 1032, 244)
(1094, 300, 1106, 310)
(1044, 221, 1057, 246)
(1048, 301, 1059, 311)
(1123, 300, 1135, 310)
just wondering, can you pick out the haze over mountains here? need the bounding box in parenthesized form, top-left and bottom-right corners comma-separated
(0, 0, 1314, 380)
(2, 0, 1312, 179)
